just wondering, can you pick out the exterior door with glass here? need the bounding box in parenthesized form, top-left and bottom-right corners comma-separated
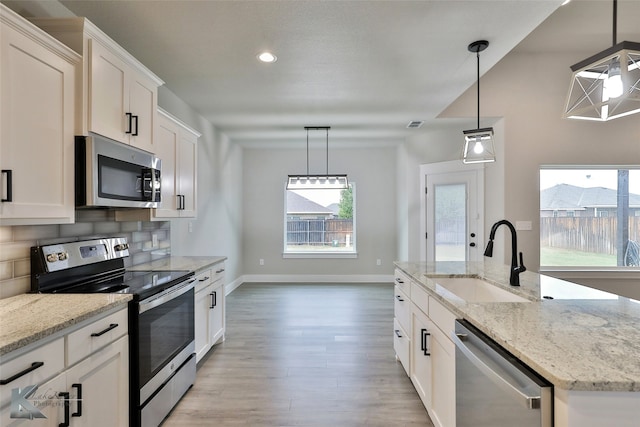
(420, 161, 484, 263)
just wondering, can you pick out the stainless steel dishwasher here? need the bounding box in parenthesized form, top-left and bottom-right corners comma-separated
(452, 319, 553, 427)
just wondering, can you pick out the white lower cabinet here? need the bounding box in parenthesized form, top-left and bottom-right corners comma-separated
(394, 268, 456, 427)
(0, 307, 128, 426)
(64, 335, 128, 427)
(194, 264, 226, 363)
(410, 306, 433, 407)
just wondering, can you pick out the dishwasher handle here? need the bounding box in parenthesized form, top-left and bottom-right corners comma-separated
(451, 332, 542, 410)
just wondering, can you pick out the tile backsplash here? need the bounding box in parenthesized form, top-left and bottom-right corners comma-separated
(0, 210, 170, 299)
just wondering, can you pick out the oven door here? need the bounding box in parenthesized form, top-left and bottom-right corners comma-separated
(136, 279, 195, 404)
(77, 133, 161, 208)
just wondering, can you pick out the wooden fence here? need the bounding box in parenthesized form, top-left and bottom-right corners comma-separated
(540, 217, 640, 255)
(287, 219, 353, 246)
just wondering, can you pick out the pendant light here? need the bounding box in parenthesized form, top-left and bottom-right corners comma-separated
(286, 126, 349, 190)
(564, 0, 640, 121)
(462, 40, 496, 164)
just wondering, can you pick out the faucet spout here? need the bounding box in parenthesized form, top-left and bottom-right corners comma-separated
(484, 220, 526, 286)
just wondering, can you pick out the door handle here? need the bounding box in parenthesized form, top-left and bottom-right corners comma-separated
(470, 242, 476, 247)
(125, 112, 133, 134)
(132, 115, 139, 136)
(71, 383, 82, 417)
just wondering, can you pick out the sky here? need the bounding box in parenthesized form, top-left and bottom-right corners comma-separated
(540, 169, 640, 195)
(291, 189, 342, 207)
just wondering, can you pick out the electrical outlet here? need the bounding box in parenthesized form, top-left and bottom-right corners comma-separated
(152, 234, 158, 248)
(376, 259, 382, 266)
(188, 222, 193, 233)
(259, 259, 264, 266)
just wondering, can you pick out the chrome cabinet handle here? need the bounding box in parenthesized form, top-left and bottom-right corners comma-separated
(395, 295, 404, 302)
(394, 329, 402, 338)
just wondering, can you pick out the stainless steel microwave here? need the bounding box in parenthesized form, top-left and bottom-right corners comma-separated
(75, 133, 161, 208)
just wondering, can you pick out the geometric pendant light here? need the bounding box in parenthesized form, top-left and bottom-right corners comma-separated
(563, 0, 640, 121)
(286, 126, 349, 190)
(462, 40, 496, 164)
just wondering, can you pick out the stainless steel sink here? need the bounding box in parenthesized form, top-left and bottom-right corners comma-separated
(433, 277, 531, 303)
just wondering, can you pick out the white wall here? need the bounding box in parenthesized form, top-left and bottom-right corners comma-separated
(242, 144, 397, 280)
(158, 88, 243, 286)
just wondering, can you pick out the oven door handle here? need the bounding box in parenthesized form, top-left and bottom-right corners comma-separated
(139, 278, 196, 314)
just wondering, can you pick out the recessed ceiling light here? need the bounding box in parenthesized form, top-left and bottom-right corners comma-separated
(257, 52, 277, 63)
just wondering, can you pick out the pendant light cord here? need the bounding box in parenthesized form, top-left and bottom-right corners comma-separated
(306, 128, 310, 175)
(476, 50, 480, 130)
(326, 128, 329, 175)
(612, 0, 617, 46)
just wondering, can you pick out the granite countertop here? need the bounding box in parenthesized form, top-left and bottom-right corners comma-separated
(394, 261, 640, 392)
(0, 293, 132, 356)
(128, 256, 226, 273)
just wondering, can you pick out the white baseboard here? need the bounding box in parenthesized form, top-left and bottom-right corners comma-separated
(225, 274, 394, 295)
(240, 274, 394, 284)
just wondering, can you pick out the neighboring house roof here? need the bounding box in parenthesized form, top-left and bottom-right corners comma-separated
(326, 203, 340, 215)
(287, 192, 334, 215)
(541, 184, 640, 210)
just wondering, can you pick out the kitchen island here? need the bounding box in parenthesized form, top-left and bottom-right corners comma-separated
(395, 261, 640, 427)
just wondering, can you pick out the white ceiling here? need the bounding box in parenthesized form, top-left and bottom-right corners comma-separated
(24, 0, 640, 146)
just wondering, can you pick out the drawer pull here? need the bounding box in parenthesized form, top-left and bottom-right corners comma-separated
(215, 268, 225, 274)
(394, 329, 403, 338)
(0, 361, 44, 385)
(90, 323, 118, 337)
(199, 276, 210, 281)
(395, 278, 404, 284)
(395, 295, 404, 302)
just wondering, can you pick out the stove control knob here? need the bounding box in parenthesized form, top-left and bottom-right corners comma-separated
(46, 253, 57, 263)
(57, 252, 68, 261)
(114, 243, 128, 251)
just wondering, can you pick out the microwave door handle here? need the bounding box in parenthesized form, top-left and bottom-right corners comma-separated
(151, 169, 160, 202)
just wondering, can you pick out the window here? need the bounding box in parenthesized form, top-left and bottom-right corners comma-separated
(284, 183, 356, 257)
(540, 167, 640, 268)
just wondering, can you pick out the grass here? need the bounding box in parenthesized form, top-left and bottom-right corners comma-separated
(540, 247, 617, 266)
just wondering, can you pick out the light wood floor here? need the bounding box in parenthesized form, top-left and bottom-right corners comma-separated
(163, 283, 434, 427)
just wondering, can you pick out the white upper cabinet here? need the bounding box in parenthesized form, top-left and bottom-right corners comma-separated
(153, 109, 199, 218)
(30, 17, 164, 152)
(0, 5, 80, 225)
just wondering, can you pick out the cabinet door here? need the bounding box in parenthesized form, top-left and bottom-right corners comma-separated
(64, 336, 129, 427)
(0, 23, 75, 225)
(177, 130, 197, 217)
(210, 281, 225, 345)
(194, 282, 214, 362)
(88, 39, 129, 143)
(128, 72, 157, 153)
(430, 325, 455, 427)
(411, 308, 432, 410)
(0, 372, 66, 426)
(153, 117, 179, 218)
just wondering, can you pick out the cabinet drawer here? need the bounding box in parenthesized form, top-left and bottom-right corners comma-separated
(194, 269, 213, 292)
(67, 307, 129, 367)
(0, 337, 64, 408)
(394, 269, 411, 296)
(212, 263, 225, 283)
(411, 282, 429, 316)
(428, 296, 457, 337)
(393, 318, 410, 376)
(394, 286, 410, 332)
